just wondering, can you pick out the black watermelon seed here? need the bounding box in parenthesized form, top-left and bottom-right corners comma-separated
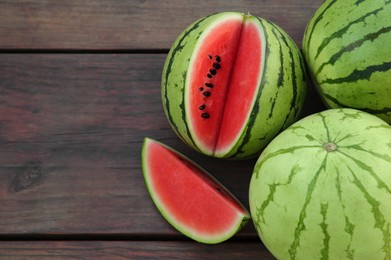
(203, 91, 211, 97)
(199, 104, 206, 110)
(209, 69, 217, 75)
(215, 55, 221, 62)
(205, 83, 214, 88)
(208, 54, 212, 59)
(213, 63, 221, 69)
(199, 87, 204, 91)
(207, 73, 213, 78)
(201, 112, 210, 119)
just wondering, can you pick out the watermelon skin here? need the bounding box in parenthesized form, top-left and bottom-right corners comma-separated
(162, 12, 307, 159)
(303, 0, 391, 123)
(249, 108, 391, 259)
(142, 138, 250, 244)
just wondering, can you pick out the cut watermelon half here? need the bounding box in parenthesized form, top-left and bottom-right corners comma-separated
(162, 12, 307, 159)
(186, 14, 265, 156)
(141, 137, 250, 244)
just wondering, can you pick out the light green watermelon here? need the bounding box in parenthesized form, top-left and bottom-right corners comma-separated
(162, 12, 307, 159)
(303, 0, 391, 123)
(249, 108, 391, 259)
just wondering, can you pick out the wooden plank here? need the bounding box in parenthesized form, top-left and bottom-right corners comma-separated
(0, 0, 324, 50)
(0, 241, 276, 259)
(0, 53, 201, 235)
(0, 54, 325, 236)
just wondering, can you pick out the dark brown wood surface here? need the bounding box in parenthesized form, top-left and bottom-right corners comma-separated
(0, 241, 276, 259)
(0, 0, 326, 258)
(0, 0, 321, 50)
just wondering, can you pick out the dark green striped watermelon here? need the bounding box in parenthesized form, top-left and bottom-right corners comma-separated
(303, 0, 391, 123)
(249, 108, 391, 259)
(162, 12, 307, 159)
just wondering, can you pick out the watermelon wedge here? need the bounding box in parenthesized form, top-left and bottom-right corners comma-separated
(141, 138, 250, 244)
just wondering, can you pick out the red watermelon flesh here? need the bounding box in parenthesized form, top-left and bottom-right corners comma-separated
(142, 138, 250, 244)
(187, 16, 264, 155)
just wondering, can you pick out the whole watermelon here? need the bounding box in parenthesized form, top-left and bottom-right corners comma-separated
(249, 108, 391, 259)
(303, 0, 391, 123)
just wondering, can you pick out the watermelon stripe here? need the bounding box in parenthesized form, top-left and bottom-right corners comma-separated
(316, 25, 391, 76)
(298, 50, 308, 87)
(254, 145, 320, 180)
(338, 150, 391, 193)
(277, 26, 298, 122)
(268, 26, 289, 122)
(341, 144, 391, 163)
(354, 0, 367, 6)
(288, 156, 328, 260)
(269, 22, 300, 131)
(313, 6, 385, 61)
(179, 70, 198, 148)
(162, 16, 210, 147)
(321, 60, 391, 85)
(267, 26, 284, 119)
(304, 0, 339, 53)
(304, 133, 317, 142)
(319, 112, 331, 142)
(286, 35, 305, 121)
(255, 163, 301, 228)
(335, 168, 343, 202)
(323, 93, 391, 116)
(335, 166, 356, 258)
(332, 132, 354, 144)
(344, 216, 355, 260)
(255, 183, 276, 228)
(270, 25, 285, 89)
(288, 125, 306, 134)
(320, 203, 330, 260)
(366, 124, 391, 130)
(349, 166, 391, 258)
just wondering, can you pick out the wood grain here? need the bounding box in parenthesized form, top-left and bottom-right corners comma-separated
(0, 241, 276, 259)
(0, 53, 194, 235)
(0, 0, 324, 50)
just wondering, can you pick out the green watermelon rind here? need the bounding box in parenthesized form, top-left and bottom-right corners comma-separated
(302, 0, 391, 123)
(249, 108, 391, 259)
(141, 137, 250, 244)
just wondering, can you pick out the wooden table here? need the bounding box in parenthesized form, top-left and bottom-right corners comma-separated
(0, 1, 326, 258)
